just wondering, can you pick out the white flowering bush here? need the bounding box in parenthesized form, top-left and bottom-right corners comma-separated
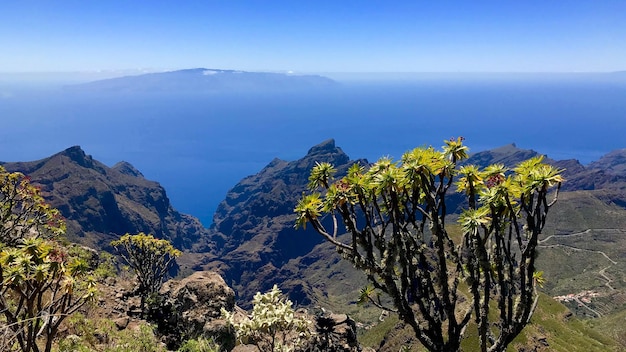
(222, 285, 312, 352)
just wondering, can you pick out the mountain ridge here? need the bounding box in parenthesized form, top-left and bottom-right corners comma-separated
(65, 68, 339, 92)
(1, 146, 211, 252)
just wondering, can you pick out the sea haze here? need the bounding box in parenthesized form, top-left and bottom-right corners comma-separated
(1, 75, 625, 225)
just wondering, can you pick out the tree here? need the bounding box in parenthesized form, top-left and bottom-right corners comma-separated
(0, 166, 96, 352)
(222, 285, 312, 352)
(295, 138, 563, 352)
(0, 166, 65, 246)
(111, 232, 181, 315)
(0, 238, 96, 352)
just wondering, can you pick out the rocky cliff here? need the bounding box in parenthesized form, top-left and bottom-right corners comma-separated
(1, 146, 210, 251)
(202, 139, 366, 303)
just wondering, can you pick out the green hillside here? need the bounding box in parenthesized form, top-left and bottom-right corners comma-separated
(358, 294, 621, 351)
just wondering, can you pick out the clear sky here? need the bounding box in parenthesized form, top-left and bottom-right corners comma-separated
(1, 1, 625, 73)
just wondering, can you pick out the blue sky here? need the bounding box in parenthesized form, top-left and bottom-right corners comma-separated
(1, 1, 625, 73)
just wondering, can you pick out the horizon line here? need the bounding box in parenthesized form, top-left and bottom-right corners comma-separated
(1, 69, 625, 75)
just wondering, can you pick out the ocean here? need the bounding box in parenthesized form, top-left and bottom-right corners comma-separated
(1, 75, 625, 225)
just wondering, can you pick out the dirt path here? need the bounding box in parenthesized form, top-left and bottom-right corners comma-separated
(598, 266, 615, 291)
(538, 229, 593, 244)
(574, 297, 603, 318)
(539, 229, 618, 265)
(539, 228, 621, 318)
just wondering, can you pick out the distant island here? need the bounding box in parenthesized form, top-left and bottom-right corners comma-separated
(65, 68, 339, 92)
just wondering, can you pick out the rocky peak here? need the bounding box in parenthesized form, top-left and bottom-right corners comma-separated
(58, 145, 96, 169)
(304, 139, 350, 165)
(306, 138, 339, 155)
(205, 139, 363, 304)
(3, 147, 210, 251)
(112, 161, 144, 178)
(588, 149, 626, 176)
(464, 143, 541, 167)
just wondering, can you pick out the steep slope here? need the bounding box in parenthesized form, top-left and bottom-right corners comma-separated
(588, 149, 626, 176)
(201, 139, 366, 303)
(1, 146, 210, 251)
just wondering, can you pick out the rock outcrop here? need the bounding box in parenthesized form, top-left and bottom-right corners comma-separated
(157, 271, 236, 349)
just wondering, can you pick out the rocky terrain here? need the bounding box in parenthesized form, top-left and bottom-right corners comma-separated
(4, 140, 626, 350)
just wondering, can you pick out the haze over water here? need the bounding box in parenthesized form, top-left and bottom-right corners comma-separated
(1, 74, 625, 225)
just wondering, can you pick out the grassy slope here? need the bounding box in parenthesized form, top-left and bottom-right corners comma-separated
(359, 294, 620, 351)
(590, 308, 626, 346)
(536, 189, 626, 343)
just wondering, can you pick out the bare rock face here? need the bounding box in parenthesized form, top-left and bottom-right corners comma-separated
(156, 271, 236, 350)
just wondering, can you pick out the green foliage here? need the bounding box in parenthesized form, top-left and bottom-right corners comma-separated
(93, 252, 118, 281)
(0, 166, 65, 246)
(295, 138, 563, 352)
(222, 285, 312, 351)
(111, 233, 180, 315)
(308, 161, 336, 190)
(176, 337, 220, 352)
(56, 314, 166, 352)
(66, 245, 118, 282)
(0, 238, 97, 352)
(0, 167, 96, 352)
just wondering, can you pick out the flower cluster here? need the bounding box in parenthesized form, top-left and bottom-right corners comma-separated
(222, 285, 312, 351)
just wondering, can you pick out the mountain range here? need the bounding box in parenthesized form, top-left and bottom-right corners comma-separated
(64, 68, 338, 92)
(3, 140, 626, 348)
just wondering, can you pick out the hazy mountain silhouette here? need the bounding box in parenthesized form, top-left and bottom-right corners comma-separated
(65, 68, 338, 92)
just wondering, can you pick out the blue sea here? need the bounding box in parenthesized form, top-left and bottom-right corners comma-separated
(1, 74, 625, 225)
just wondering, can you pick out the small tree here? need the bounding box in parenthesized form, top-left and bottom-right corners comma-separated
(111, 233, 181, 315)
(0, 166, 65, 246)
(0, 238, 96, 352)
(0, 166, 96, 352)
(295, 138, 563, 352)
(222, 285, 312, 352)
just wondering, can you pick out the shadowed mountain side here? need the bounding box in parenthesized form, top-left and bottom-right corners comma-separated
(1, 146, 211, 251)
(588, 149, 626, 176)
(200, 139, 367, 303)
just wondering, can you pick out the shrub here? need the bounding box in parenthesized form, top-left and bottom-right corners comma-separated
(57, 315, 166, 352)
(222, 285, 312, 352)
(110, 233, 180, 316)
